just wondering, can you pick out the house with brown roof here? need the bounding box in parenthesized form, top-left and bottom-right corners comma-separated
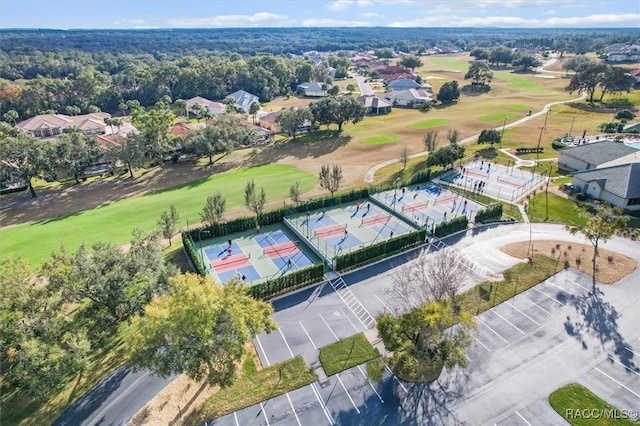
(17, 112, 111, 139)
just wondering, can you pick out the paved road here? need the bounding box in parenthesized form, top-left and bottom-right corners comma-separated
(208, 223, 640, 425)
(53, 367, 176, 426)
(355, 75, 374, 96)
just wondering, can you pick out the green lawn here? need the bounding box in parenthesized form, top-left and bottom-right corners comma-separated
(0, 164, 316, 265)
(188, 355, 316, 424)
(319, 333, 380, 376)
(549, 383, 638, 426)
(479, 112, 522, 123)
(408, 118, 452, 130)
(493, 71, 557, 95)
(362, 134, 400, 145)
(527, 192, 588, 227)
(420, 56, 470, 72)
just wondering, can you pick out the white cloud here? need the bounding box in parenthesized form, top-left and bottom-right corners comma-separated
(328, 0, 353, 11)
(303, 18, 371, 27)
(168, 12, 291, 28)
(328, 0, 413, 10)
(113, 19, 146, 26)
(360, 12, 382, 18)
(388, 12, 640, 27)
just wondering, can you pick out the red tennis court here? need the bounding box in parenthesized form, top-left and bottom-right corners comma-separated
(402, 201, 429, 213)
(497, 176, 525, 187)
(211, 254, 251, 272)
(264, 241, 300, 258)
(362, 213, 390, 226)
(315, 223, 346, 238)
(466, 169, 490, 179)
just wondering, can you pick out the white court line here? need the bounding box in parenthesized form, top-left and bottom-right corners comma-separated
(374, 294, 393, 313)
(299, 321, 317, 350)
(255, 335, 271, 366)
(320, 313, 340, 341)
(608, 356, 640, 377)
(515, 411, 532, 426)
(233, 411, 240, 426)
(476, 317, 509, 344)
(626, 346, 640, 357)
(507, 302, 541, 326)
(310, 383, 335, 425)
(337, 374, 361, 414)
(286, 393, 302, 426)
(260, 402, 271, 426)
(279, 328, 295, 357)
(595, 367, 640, 398)
(357, 365, 384, 403)
(339, 307, 361, 333)
(491, 310, 525, 335)
(532, 287, 564, 306)
(519, 293, 552, 315)
(473, 336, 492, 352)
(384, 364, 408, 393)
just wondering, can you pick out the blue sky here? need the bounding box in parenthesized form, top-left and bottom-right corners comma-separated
(1, 0, 639, 29)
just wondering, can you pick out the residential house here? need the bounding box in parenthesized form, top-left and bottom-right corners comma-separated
(225, 90, 260, 113)
(258, 111, 314, 135)
(385, 89, 434, 108)
(357, 95, 392, 115)
(557, 141, 638, 171)
(17, 112, 111, 139)
(296, 82, 328, 97)
(604, 42, 640, 62)
(387, 78, 425, 91)
(572, 162, 640, 211)
(252, 126, 274, 144)
(381, 72, 416, 82)
(185, 96, 225, 116)
(629, 69, 640, 85)
(169, 122, 196, 138)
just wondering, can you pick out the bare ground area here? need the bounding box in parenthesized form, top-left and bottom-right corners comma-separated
(500, 240, 637, 284)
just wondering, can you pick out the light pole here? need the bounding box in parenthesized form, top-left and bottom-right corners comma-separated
(568, 116, 575, 138)
(198, 229, 210, 273)
(500, 116, 507, 148)
(535, 125, 545, 171)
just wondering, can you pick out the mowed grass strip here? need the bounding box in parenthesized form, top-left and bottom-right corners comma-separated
(408, 118, 451, 130)
(549, 383, 638, 426)
(0, 164, 316, 265)
(319, 332, 380, 376)
(363, 134, 400, 145)
(527, 192, 588, 227)
(189, 355, 315, 423)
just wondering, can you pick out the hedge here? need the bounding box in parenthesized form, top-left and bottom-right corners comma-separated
(474, 203, 503, 224)
(407, 169, 432, 186)
(334, 229, 427, 272)
(248, 264, 325, 299)
(291, 188, 370, 213)
(434, 216, 468, 237)
(182, 231, 206, 275)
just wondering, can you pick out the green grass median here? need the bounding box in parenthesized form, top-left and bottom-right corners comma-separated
(549, 383, 638, 425)
(319, 332, 380, 376)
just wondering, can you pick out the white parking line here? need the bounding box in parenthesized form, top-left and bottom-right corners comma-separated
(260, 402, 271, 426)
(279, 328, 295, 357)
(608, 356, 640, 377)
(594, 367, 640, 398)
(515, 411, 532, 426)
(337, 374, 361, 414)
(546, 281, 573, 295)
(476, 317, 509, 343)
(519, 294, 552, 315)
(233, 411, 240, 426)
(310, 383, 335, 425)
(532, 287, 564, 306)
(286, 393, 302, 426)
(626, 346, 640, 357)
(299, 321, 317, 350)
(473, 336, 492, 352)
(566, 278, 590, 292)
(491, 310, 525, 335)
(320, 313, 340, 342)
(339, 307, 360, 333)
(506, 302, 541, 326)
(255, 335, 270, 366)
(357, 365, 384, 403)
(384, 364, 408, 393)
(374, 294, 393, 313)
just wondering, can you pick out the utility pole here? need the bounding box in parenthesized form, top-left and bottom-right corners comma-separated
(500, 116, 507, 148)
(568, 116, 575, 138)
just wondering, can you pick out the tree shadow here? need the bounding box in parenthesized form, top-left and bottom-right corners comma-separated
(563, 284, 639, 373)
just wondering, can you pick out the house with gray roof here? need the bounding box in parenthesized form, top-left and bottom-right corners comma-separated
(225, 90, 259, 113)
(357, 95, 392, 115)
(387, 78, 424, 91)
(296, 82, 328, 97)
(557, 141, 638, 172)
(572, 163, 640, 211)
(384, 89, 434, 108)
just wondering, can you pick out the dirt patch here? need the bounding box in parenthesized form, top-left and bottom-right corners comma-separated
(500, 240, 637, 285)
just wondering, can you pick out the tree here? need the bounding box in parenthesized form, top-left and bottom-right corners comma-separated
(249, 101, 261, 124)
(436, 80, 460, 104)
(108, 134, 145, 179)
(423, 130, 438, 152)
(426, 144, 465, 169)
(0, 135, 53, 198)
(465, 61, 493, 86)
(566, 62, 607, 105)
(399, 146, 410, 173)
(65, 105, 81, 116)
(157, 205, 179, 246)
(470, 48, 489, 60)
(328, 85, 340, 96)
(244, 179, 267, 225)
(346, 84, 356, 93)
(128, 273, 275, 387)
(309, 96, 365, 132)
(374, 48, 395, 59)
(318, 164, 343, 196)
(201, 192, 226, 227)
(488, 46, 513, 66)
(562, 56, 596, 74)
(185, 114, 256, 164)
(2, 109, 18, 125)
(174, 99, 188, 119)
(598, 65, 635, 103)
(276, 107, 313, 139)
(289, 180, 301, 204)
(55, 129, 103, 184)
(398, 55, 423, 71)
(512, 54, 541, 72)
(131, 104, 174, 164)
(104, 117, 123, 134)
(567, 204, 628, 288)
(477, 129, 501, 147)
(615, 109, 636, 122)
(447, 128, 459, 145)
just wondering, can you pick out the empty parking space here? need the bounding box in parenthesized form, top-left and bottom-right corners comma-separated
(288, 385, 334, 425)
(579, 354, 640, 413)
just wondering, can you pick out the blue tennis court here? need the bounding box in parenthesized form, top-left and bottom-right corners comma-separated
(204, 242, 242, 261)
(255, 230, 291, 248)
(371, 221, 410, 238)
(271, 252, 315, 271)
(326, 233, 362, 250)
(217, 265, 261, 284)
(302, 213, 337, 230)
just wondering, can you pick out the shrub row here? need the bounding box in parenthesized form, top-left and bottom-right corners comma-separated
(474, 203, 503, 224)
(182, 231, 206, 275)
(434, 216, 468, 237)
(334, 229, 427, 272)
(248, 264, 325, 300)
(291, 188, 370, 214)
(406, 169, 432, 186)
